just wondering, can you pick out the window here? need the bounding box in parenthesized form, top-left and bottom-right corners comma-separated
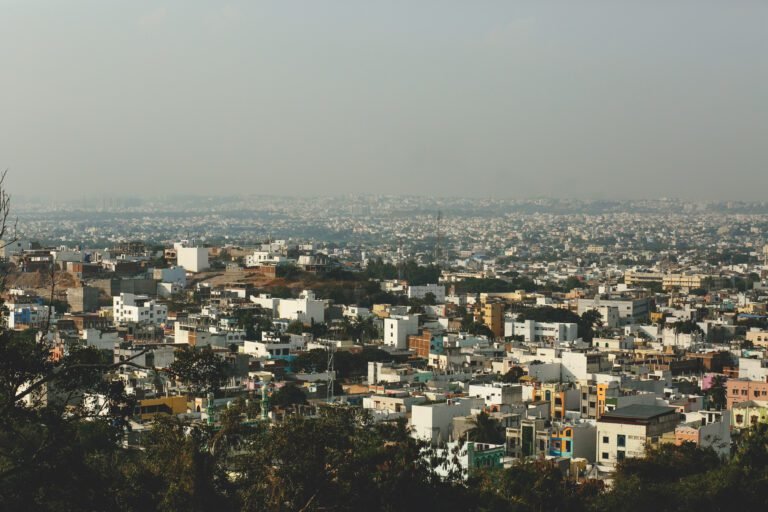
(565, 440, 571, 452)
(736, 414, 744, 424)
(602, 436, 609, 443)
(617, 434, 626, 447)
(601, 452, 609, 460)
(617, 450, 626, 461)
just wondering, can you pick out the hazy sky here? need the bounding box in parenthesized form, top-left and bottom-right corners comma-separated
(2, 1, 767, 200)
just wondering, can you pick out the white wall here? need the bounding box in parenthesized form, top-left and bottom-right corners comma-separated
(383, 315, 419, 349)
(175, 246, 209, 272)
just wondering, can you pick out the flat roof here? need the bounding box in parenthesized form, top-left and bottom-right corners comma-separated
(601, 404, 676, 420)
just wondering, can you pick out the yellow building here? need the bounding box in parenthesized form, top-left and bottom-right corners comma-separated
(533, 383, 572, 420)
(134, 395, 188, 421)
(481, 302, 505, 339)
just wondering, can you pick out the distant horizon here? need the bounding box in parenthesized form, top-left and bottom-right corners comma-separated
(10, 191, 768, 204)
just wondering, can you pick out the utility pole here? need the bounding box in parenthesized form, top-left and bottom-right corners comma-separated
(326, 343, 335, 402)
(435, 210, 442, 267)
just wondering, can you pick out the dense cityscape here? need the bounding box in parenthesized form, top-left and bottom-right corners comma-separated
(3, 1, 767, 510)
(2, 192, 768, 510)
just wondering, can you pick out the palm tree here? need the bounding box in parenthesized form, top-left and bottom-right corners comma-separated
(467, 411, 504, 444)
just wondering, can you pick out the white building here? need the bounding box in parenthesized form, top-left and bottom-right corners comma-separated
(407, 284, 446, 302)
(153, 266, 187, 286)
(245, 251, 286, 267)
(174, 243, 209, 272)
(504, 319, 578, 343)
(278, 290, 325, 325)
(596, 404, 678, 467)
(410, 397, 484, 445)
(577, 297, 650, 326)
(383, 315, 419, 349)
(468, 383, 523, 408)
(112, 293, 168, 325)
(342, 305, 372, 319)
(250, 290, 325, 325)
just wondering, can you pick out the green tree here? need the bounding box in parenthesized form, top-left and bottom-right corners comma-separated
(284, 319, 304, 335)
(166, 346, 227, 394)
(705, 375, 728, 410)
(467, 412, 504, 444)
(270, 384, 308, 408)
(500, 366, 525, 384)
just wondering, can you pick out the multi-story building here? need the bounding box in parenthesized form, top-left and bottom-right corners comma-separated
(410, 397, 484, 445)
(251, 290, 325, 325)
(549, 422, 597, 461)
(112, 293, 168, 326)
(727, 379, 768, 409)
(532, 382, 580, 420)
(384, 315, 419, 349)
(596, 405, 679, 467)
(577, 296, 650, 325)
(407, 284, 445, 302)
(505, 318, 578, 344)
(731, 400, 768, 430)
(468, 383, 523, 410)
(407, 328, 435, 358)
(579, 381, 620, 420)
(476, 302, 504, 339)
(507, 417, 550, 459)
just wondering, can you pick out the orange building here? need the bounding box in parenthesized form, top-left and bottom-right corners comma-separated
(727, 379, 768, 409)
(407, 329, 433, 358)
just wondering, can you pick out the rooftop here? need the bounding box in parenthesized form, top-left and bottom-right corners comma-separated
(601, 404, 676, 420)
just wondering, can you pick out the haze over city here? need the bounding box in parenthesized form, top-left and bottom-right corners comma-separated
(2, 0, 767, 200)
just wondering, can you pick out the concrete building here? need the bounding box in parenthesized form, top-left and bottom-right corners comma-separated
(731, 400, 768, 430)
(153, 266, 187, 286)
(727, 379, 768, 409)
(505, 319, 578, 344)
(174, 243, 209, 272)
(251, 290, 325, 325)
(577, 297, 651, 325)
(6, 302, 54, 329)
(549, 422, 597, 461)
(410, 397, 484, 445)
(407, 284, 445, 302)
(507, 417, 551, 459)
(278, 290, 325, 325)
(67, 285, 100, 313)
(468, 383, 523, 410)
(596, 404, 679, 467)
(384, 315, 419, 349)
(362, 393, 427, 418)
(112, 293, 168, 326)
(0, 239, 31, 259)
(479, 302, 504, 339)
